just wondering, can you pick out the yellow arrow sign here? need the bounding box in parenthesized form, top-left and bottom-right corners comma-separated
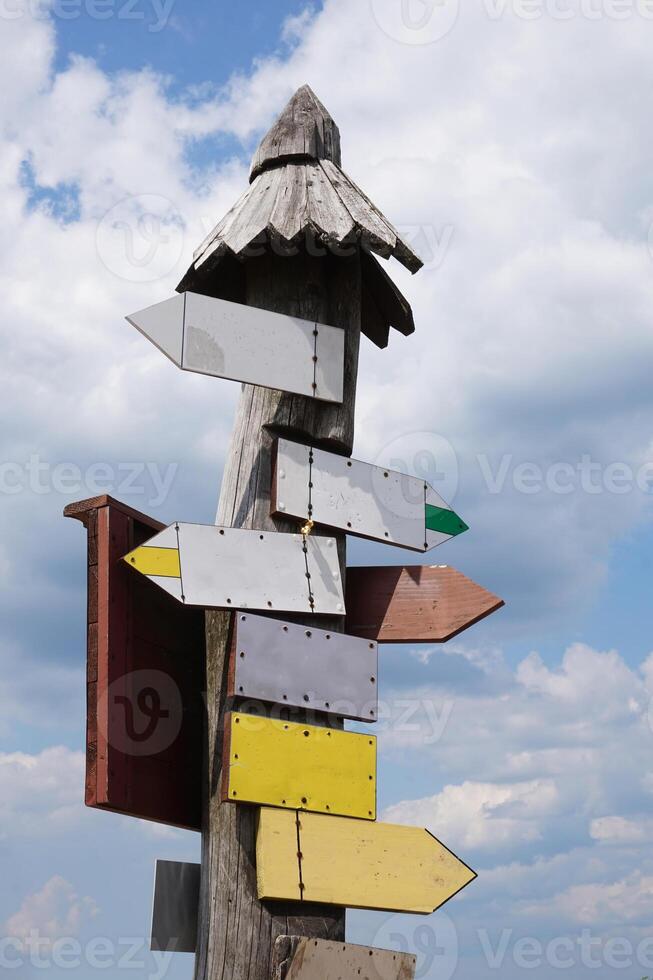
(256, 808, 476, 914)
(222, 713, 376, 820)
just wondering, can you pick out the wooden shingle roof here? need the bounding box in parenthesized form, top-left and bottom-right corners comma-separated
(178, 86, 422, 348)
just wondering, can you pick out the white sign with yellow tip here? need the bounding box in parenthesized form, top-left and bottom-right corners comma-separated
(123, 523, 345, 616)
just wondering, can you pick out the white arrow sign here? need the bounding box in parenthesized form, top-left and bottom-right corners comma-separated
(272, 438, 468, 552)
(127, 292, 344, 402)
(123, 522, 345, 616)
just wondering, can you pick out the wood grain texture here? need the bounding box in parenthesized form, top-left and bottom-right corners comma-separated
(194, 246, 361, 980)
(183, 160, 422, 280)
(271, 936, 416, 980)
(345, 565, 505, 643)
(64, 496, 205, 830)
(250, 86, 342, 182)
(361, 250, 415, 338)
(180, 237, 414, 353)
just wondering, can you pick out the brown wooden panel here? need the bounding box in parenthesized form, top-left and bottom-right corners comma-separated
(65, 495, 205, 831)
(345, 565, 504, 643)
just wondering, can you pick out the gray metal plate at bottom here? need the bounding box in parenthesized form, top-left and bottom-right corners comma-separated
(150, 860, 200, 953)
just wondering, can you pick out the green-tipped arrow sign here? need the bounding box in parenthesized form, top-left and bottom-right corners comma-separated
(272, 437, 468, 552)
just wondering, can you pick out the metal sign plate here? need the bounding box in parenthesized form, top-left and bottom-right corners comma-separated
(272, 438, 467, 552)
(273, 936, 416, 980)
(256, 808, 476, 915)
(346, 565, 505, 643)
(123, 523, 345, 616)
(150, 860, 201, 953)
(222, 713, 376, 820)
(126, 292, 344, 403)
(228, 613, 378, 722)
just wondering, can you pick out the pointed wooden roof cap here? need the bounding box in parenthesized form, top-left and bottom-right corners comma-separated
(250, 85, 342, 182)
(177, 85, 422, 347)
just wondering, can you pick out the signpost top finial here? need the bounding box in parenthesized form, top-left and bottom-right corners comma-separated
(177, 83, 423, 347)
(249, 85, 342, 182)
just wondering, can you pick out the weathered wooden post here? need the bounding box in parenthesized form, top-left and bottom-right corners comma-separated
(176, 85, 422, 980)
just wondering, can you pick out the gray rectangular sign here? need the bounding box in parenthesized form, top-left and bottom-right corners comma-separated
(229, 613, 378, 722)
(150, 860, 200, 954)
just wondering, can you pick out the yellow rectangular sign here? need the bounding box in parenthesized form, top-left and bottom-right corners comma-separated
(222, 713, 376, 820)
(256, 808, 476, 915)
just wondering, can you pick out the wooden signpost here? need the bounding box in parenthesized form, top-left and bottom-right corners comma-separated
(256, 808, 476, 914)
(272, 437, 468, 551)
(65, 85, 504, 980)
(221, 712, 377, 819)
(123, 522, 344, 615)
(227, 613, 378, 722)
(127, 292, 345, 403)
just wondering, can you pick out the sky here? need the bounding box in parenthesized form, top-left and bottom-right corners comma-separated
(2, 0, 653, 978)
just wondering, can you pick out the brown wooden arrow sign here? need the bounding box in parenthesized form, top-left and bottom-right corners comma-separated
(345, 565, 504, 643)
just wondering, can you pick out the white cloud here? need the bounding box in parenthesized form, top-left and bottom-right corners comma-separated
(384, 778, 559, 849)
(522, 872, 653, 926)
(0, 747, 85, 840)
(4, 876, 98, 945)
(590, 815, 653, 844)
(375, 639, 653, 944)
